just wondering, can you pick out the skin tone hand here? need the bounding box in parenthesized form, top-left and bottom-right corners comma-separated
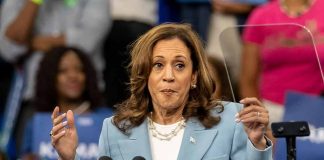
(212, 0, 253, 14)
(5, 1, 39, 44)
(32, 35, 65, 52)
(236, 97, 269, 149)
(51, 106, 78, 160)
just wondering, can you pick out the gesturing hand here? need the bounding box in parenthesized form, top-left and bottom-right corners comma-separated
(51, 106, 78, 160)
(236, 97, 269, 149)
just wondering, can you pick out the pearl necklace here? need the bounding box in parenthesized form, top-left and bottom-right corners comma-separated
(148, 116, 186, 141)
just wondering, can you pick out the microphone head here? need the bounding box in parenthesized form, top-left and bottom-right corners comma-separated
(99, 156, 112, 160)
(132, 156, 145, 160)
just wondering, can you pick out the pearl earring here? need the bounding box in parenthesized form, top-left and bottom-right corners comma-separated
(191, 84, 197, 89)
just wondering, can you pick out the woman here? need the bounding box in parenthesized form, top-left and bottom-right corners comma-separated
(35, 46, 104, 113)
(240, 0, 324, 124)
(51, 24, 272, 160)
(20, 46, 113, 159)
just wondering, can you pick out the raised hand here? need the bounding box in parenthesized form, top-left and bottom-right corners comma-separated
(51, 106, 78, 160)
(236, 97, 269, 149)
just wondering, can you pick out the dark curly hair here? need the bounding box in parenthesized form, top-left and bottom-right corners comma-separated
(34, 46, 103, 112)
(113, 23, 224, 133)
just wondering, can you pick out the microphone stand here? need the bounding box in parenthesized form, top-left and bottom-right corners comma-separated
(271, 121, 310, 160)
(286, 136, 296, 160)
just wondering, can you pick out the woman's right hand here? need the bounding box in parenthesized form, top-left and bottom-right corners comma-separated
(51, 106, 78, 160)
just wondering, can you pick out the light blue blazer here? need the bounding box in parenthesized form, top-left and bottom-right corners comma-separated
(97, 102, 272, 160)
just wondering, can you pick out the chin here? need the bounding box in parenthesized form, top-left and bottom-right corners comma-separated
(160, 103, 180, 110)
(64, 93, 82, 100)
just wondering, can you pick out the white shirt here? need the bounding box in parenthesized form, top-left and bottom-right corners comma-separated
(148, 120, 185, 160)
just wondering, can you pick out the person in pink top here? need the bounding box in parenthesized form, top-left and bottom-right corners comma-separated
(240, 0, 324, 124)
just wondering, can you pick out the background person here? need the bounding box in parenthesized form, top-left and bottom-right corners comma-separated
(240, 0, 324, 124)
(103, 0, 157, 107)
(18, 46, 113, 159)
(0, 0, 111, 102)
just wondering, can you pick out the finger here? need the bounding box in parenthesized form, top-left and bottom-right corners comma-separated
(240, 110, 268, 122)
(240, 97, 263, 107)
(52, 121, 68, 136)
(241, 116, 268, 125)
(66, 110, 76, 129)
(52, 130, 66, 146)
(238, 111, 258, 121)
(53, 112, 67, 126)
(238, 105, 265, 118)
(51, 106, 60, 124)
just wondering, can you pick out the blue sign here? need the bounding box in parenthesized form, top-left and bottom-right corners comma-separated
(275, 91, 324, 160)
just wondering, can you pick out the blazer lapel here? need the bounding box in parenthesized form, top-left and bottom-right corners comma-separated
(118, 119, 152, 160)
(177, 118, 219, 160)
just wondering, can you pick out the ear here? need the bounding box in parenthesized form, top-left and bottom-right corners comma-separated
(191, 71, 197, 85)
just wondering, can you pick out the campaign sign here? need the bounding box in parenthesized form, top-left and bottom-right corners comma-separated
(31, 111, 112, 160)
(274, 91, 324, 160)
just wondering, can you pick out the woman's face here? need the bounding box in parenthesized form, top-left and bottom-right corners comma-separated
(56, 51, 86, 101)
(148, 38, 197, 112)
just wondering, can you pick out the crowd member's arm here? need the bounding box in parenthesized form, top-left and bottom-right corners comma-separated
(29, 0, 112, 54)
(31, 35, 65, 53)
(0, 0, 36, 62)
(212, 0, 254, 14)
(4, 0, 39, 44)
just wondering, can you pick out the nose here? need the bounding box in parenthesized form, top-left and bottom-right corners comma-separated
(163, 65, 175, 82)
(67, 70, 78, 79)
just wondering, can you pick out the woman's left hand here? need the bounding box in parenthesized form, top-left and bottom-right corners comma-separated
(236, 97, 269, 149)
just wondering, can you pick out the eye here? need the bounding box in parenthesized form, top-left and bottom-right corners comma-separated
(175, 63, 185, 70)
(75, 65, 84, 73)
(153, 62, 163, 70)
(58, 67, 68, 74)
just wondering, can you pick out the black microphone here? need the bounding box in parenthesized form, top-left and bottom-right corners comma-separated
(132, 156, 145, 160)
(99, 156, 112, 160)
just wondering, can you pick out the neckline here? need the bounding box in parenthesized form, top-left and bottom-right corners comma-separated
(279, 0, 315, 18)
(73, 101, 90, 114)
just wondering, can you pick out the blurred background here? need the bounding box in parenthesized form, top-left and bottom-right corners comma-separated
(1, 0, 324, 159)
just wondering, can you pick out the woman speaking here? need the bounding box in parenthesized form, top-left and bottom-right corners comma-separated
(50, 23, 272, 160)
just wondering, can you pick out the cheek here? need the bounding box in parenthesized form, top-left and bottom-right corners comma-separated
(148, 78, 155, 97)
(181, 77, 193, 89)
(56, 75, 64, 89)
(79, 74, 86, 87)
(148, 73, 158, 92)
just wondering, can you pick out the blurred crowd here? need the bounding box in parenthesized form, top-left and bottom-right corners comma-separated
(1, 0, 324, 159)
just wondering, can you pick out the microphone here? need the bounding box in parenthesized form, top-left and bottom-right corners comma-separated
(99, 156, 112, 160)
(132, 156, 145, 160)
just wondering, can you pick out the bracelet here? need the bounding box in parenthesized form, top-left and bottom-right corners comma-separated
(31, 0, 43, 5)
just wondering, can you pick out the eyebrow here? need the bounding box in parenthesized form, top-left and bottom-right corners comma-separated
(153, 55, 188, 60)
